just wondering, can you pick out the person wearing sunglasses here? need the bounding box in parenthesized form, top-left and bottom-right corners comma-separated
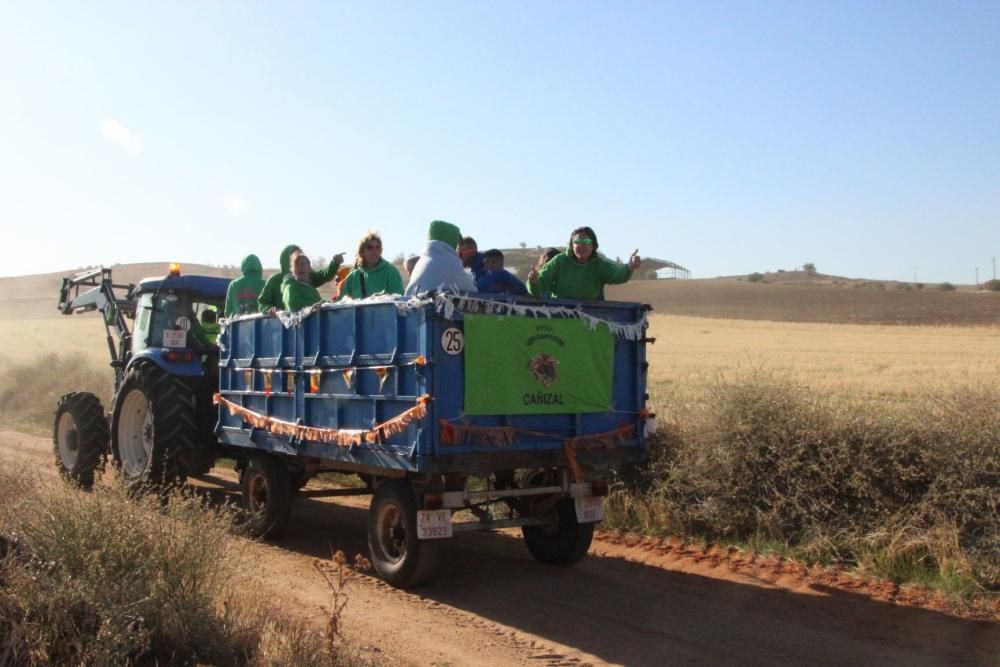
(527, 226, 641, 300)
(336, 231, 404, 300)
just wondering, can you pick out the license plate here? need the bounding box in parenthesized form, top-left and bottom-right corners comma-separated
(417, 509, 453, 539)
(163, 329, 186, 348)
(575, 496, 605, 524)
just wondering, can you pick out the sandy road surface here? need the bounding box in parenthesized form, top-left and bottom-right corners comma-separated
(2, 430, 997, 666)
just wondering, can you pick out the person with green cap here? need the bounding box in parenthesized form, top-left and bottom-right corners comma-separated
(527, 226, 641, 300)
(336, 231, 405, 300)
(224, 253, 266, 317)
(281, 252, 324, 311)
(404, 220, 477, 296)
(258, 244, 344, 312)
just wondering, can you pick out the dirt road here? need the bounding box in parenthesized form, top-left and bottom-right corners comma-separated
(2, 430, 997, 666)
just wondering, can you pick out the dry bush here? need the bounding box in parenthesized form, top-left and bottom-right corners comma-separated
(0, 466, 365, 666)
(607, 370, 1000, 592)
(0, 353, 110, 434)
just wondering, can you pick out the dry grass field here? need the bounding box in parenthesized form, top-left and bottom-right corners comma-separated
(646, 314, 1000, 405)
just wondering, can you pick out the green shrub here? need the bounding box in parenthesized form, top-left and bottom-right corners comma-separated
(606, 371, 1000, 592)
(747, 272, 765, 283)
(0, 467, 365, 666)
(938, 282, 956, 291)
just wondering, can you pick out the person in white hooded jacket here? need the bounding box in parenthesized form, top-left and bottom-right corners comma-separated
(404, 220, 478, 296)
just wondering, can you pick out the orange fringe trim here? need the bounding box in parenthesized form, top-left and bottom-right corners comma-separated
(439, 421, 517, 447)
(214, 393, 430, 447)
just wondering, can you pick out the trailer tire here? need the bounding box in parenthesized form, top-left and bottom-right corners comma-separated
(368, 479, 439, 588)
(241, 455, 293, 539)
(53, 392, 109, 489)
(111, 363, 199, 492)
(522, 498, 594, 566)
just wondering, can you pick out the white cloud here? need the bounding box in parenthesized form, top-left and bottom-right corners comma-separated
(100, 120, 143, 154)
(221, 193, 251, 216)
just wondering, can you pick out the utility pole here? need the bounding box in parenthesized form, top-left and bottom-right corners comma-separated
(993, 256, 996, 281)
(976, 267, 980, 288)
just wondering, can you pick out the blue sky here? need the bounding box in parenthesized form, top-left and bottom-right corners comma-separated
(1, 2, 997, 283)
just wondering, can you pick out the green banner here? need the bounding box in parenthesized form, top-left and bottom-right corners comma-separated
(463, 314, 614, 415)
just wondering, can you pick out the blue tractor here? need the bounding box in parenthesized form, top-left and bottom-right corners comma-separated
(54, 265, 229, 489)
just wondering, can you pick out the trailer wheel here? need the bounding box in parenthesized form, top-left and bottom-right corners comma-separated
(241, 455, 293, 538)
(368, 479, 439, 588)
(522, 498, 594, 566)
(53, 392, 109, 489)
(111, 363, 199, 492)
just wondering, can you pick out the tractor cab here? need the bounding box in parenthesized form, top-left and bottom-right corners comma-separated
(130, 266, 230, 378)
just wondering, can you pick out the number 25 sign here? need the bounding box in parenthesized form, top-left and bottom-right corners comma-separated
(441, 327, 464, 355)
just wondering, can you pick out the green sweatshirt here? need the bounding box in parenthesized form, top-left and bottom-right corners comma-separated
(281, 274, 323, 311)
(258, 244, 342, 311)
(224, 254, 266, 317)
(527, 250, 633, 300)
(336, 259, 404, 300)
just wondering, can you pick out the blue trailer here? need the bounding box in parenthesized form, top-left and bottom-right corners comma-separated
(53, 265, 651, 588)
(217, 291, 652, 586)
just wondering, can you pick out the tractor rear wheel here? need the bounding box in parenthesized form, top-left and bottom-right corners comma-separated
(53, 392, 109, 489)
(111, 363, 200, 492)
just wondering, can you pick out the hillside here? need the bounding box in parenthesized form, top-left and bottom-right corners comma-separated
(3, 263, 998, 326)
(608, 275, 1000, 326)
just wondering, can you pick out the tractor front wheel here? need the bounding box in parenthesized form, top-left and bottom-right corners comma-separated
(53, 392, 109, 489)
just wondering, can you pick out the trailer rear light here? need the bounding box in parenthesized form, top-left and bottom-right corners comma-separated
(423, 493, 443, 510)
(163, 351, 194, 363)
(591, 480, 609, 497)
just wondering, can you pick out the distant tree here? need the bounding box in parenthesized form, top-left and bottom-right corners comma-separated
(915, 282, 925, 290)
(981, 279, 1000, 292)
(519, 241, 527, 249)
(803, 262, 817, 275)
(938, 282, 956, 292)
(748, 272, 766, 283)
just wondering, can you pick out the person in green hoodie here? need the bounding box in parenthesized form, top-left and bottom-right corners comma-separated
(527, 226, 641, 300)
(224, 253, 266, 317)
(258, 244, 344, 312)
(336, 232, 404, 300)
(281, 252, 324, 311)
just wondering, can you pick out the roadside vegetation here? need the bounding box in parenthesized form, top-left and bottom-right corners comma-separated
(0, 352, 109, 435)
(0, 463, 374, 666)
(606, 369, 1000, 608)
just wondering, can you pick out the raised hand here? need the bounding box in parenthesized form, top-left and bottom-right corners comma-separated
(527, 267, 540, 285)
(627, 249, 641, 271)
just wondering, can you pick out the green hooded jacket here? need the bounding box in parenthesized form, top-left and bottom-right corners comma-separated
(258, 244, 341, 311)
(527, 250, 633, 300)
(281, 274, 323, 311)
(224, 254, 266, 317)
(336, 259, 405, 300)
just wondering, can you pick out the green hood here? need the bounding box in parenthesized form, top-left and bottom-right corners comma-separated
(278, 244, 301, 273)
(240, 253, 263, 277)
(427, 220, 461, 249)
